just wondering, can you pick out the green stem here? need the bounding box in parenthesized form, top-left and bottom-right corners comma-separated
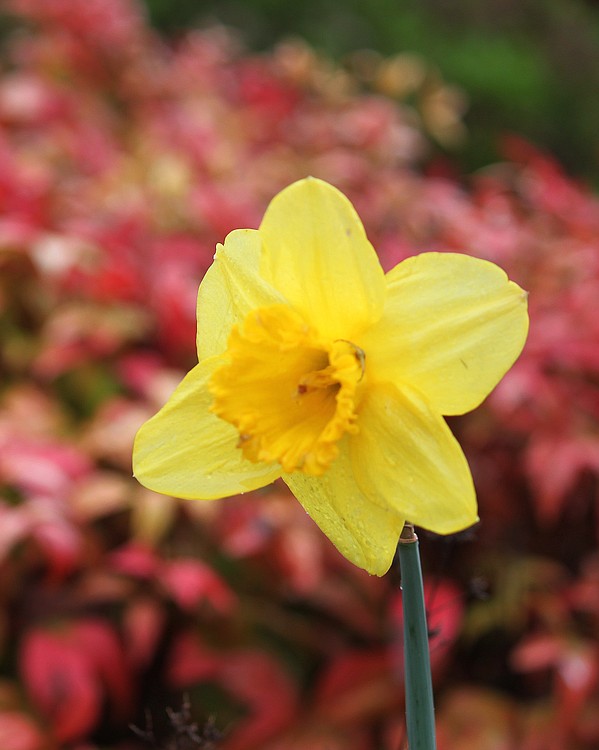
(398, 523, 437, 750)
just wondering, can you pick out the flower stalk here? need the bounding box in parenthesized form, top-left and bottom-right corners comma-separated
(399, 523, 437, 750)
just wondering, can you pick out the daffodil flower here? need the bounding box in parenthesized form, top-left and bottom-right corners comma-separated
(133, 178, 528, 575)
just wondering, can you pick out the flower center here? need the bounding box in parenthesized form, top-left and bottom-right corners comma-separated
(209, 305, 365, 475)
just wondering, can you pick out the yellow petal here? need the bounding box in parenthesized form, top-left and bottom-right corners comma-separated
(259, 177, 386, 340)
(359, 252, 529, 415)
(133, 357, 281, 499)
(283, 442, 405, 576)
(196, 229, 285, 360)
(350, 381, 478, 534)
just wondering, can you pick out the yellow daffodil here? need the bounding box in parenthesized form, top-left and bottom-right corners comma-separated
(133, 178, 528, 575)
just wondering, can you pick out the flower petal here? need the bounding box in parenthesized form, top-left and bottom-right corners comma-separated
(358, 252, 529, 415)
(259, 177, 386, 340)
(350, 381, 478, 534)
(133, 357, 281, 499)
(283, 442, 405, 576)
(196, 229, 286, 361)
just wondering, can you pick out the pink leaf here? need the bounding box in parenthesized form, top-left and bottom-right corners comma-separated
(20, 628, 100, 742)
(70, 619, 134, 721)
(0, 711, 45, 750)
(159, 559, 236, 614)
(219, 651, 298, 750)
(166, 632, 221, 687)
(122, 597, 166, 670)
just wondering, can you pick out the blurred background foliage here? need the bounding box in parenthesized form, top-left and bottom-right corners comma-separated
(2, 1, 599, 748)
(143, 0, 599, 182)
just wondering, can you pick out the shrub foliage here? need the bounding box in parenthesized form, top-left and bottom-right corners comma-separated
(1, 1, 599, 749)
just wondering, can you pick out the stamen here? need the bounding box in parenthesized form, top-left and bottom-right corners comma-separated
(209, 305, 365, 475)
(334, 339, 366, 380)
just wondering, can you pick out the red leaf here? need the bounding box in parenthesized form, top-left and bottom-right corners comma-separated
(159, 559, 236, 614)
(166, 632, 221, 687)
(29, 514, 82, 582)
(314, 650, 396, 725)
(511, 633, 563, 672)
(166, 636, 298, 750)
(123, 597, 166, 670)
(20, 628, 99, 742)
(20, 619, 133, 741)
(70, 619, 134, 721)
(0, 711, 45, 750)
(219, 651, 298, 750)
(554, 644, 599, 740)
(526, 436, 599, 525)
(390, 579, 464, 675)
(512, 633, 599, 738)
(0, 438, 90, 499)
(108, 543, 160, 579)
